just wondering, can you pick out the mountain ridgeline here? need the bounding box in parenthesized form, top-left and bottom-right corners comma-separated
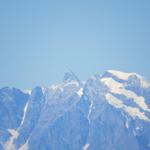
(1, 70, 150, 150)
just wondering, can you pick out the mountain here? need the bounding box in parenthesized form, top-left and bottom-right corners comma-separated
(0, 70, 150, 150)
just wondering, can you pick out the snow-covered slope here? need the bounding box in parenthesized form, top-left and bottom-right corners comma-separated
(0, 70, 150, 150)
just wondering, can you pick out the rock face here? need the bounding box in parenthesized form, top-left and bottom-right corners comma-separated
(0, 70, 150, 150)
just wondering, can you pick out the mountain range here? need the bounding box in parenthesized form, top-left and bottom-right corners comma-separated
(0, 70, 150, 150)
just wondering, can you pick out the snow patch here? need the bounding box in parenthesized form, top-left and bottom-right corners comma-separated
(107, 70, 150, 88)
(136, 76, 150, 88)
(101, 77, 150, 112)
(5, 99, 29, 150)
(64, 80, 79, 87)
(23, 90, 32, 95)
(77, 88, 83, 97)
(5, 129, 19, 150)
(125, 119, 129, 128)
(7, 129, 19, 139)
(19, 101, 29, 127)
(105, 93, 150, 121)
(50, 84, 60, 90)
(136, 127, 140, 130)
(107, 70, 135, 80)
(19, 141, 28, 150)
(83, 143, 89, 150)
(87, 100, 94, 122)
(49, 84, 63, 91)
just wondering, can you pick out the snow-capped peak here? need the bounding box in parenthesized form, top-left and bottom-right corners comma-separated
(107, 70, 137, 80)
(100, 75, 150, 121)
(105, 70, 150, 88)
(23, 90, 32, 95)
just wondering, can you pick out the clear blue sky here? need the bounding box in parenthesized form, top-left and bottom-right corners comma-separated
(0, 0, 150, 89)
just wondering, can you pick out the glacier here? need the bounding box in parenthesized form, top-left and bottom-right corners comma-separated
(0, 70, 150, 150)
